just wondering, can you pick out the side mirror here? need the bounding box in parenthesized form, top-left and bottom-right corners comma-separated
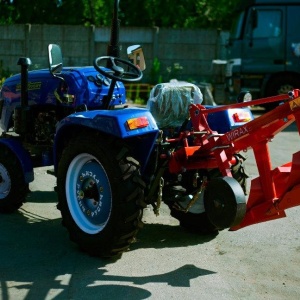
(127, 45, 146, 71)
(48, 44, 63, 75)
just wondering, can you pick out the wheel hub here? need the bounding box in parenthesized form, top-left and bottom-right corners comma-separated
(75, 162, 108, 221)
(66, 154, 112, 234)
(79, 178, 99, 201)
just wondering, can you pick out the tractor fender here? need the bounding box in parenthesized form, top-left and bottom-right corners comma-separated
(205, 105, 254, 133)
(0, 138, 34, 183)
(54, 108, 159, 173)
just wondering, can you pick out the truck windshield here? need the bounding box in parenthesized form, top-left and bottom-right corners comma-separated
(252, 10, 282, 38)
(230, 11, 245, 39)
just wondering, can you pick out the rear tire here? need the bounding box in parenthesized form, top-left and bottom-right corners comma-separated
(57, 135, 146, 258)
(0, 145, 28, 213)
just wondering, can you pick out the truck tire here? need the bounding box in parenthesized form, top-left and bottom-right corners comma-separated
(57, 134, 146, 258)
(264, 74, 300, 110)
(169, 154, 248, 234)
(0, 145, 29, 213)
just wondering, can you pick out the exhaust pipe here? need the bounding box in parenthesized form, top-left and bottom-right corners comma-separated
(14, 57, 32, 136)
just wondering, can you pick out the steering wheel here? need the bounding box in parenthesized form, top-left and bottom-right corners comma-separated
(93, 56, 143, 82)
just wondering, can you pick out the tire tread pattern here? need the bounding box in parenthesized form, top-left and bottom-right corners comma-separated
(57, 134, 145, 258)
(0, 145, 29, 213)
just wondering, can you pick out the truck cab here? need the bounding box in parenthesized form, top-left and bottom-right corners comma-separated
(226, 0, 300, 109)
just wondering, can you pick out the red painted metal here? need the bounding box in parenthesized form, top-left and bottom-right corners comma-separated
(168, 89, 300, 229)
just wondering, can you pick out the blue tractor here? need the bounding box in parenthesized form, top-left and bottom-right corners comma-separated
(0, 0, 253, 258)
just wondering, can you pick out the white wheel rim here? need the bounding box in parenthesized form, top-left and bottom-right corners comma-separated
(65, 153, 112, 234)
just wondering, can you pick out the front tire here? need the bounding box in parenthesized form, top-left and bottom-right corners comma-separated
(0, 145, 29, 213)
(57, 135, 146, 258)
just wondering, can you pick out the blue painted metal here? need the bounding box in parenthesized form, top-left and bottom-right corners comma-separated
(0, 58, 252, 180)
(0, 67, 126, 131)
(205, 106, 254, 133)
(66, 153, 112, 233)
(54, 107, 159, 173)
(56, 107, 158, 138)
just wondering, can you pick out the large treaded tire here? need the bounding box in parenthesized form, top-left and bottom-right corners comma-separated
(169, 154, 248, 234)
(57, 134, 146, 258)
(0, 144, 29, 213)
(264, 74, 300, 111)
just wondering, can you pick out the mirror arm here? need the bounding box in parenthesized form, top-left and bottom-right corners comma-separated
(51, 71, 66, 83)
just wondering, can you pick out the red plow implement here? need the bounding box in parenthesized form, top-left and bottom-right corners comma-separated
(171, 90, 300, 230)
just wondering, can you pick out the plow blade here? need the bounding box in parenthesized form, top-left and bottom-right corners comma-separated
(188, 91, 300, 231)
(231, 151, 300, 230)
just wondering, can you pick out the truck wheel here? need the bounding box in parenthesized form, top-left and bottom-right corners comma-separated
(264, 74, 300, 110)
(57, 135, 146, 258)
(169, 154, 248, 234)
(0, 145, 29, 213)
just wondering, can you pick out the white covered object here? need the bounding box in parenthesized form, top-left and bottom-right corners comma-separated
(147, 81, 203, 128)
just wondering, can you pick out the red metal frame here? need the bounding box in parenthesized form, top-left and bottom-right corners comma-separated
(168, 90, 300, 229)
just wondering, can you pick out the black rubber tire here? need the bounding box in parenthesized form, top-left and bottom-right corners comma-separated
(57, 134, 146, 258)
(204, 176, 246, 229)
(170, 207, 218, 235)
(0, 144, 29, 213)
(169, 154, 248, 234)
(264, 74, 300, 110)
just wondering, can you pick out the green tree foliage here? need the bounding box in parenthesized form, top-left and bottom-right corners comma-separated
(0, 0, 85, 25)
(0, 0, 15, 24)
(195, 0, 243, 29)
(0, 0, 242, 29)
(13, 0, 66, 24)
(82, 0, 114, 26)
(120, 0, 242, 29)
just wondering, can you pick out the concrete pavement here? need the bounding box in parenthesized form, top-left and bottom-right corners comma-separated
(1, 112, 300, 300)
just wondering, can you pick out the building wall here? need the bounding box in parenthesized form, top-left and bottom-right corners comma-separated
(0, 24, 228, 84)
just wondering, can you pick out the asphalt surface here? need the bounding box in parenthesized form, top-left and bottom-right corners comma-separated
(1, 111, 300, 300)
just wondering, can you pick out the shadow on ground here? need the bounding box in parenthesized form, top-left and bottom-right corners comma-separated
(0, 191, 216, 299)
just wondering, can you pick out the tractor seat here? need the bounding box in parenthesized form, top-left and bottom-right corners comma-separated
(147, 81, 203, 128)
